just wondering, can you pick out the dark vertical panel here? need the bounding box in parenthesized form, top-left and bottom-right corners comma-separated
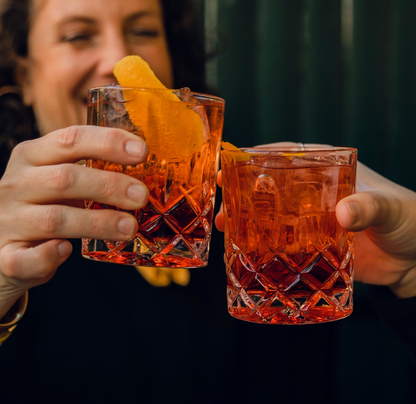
(255, 0, 302, 144)
(212, 1, 416, 401)
(348, 0, 392, 175)
(389, 0, 416, 191)
(216, 0, 257, 147)
(302, 0, 344, 145)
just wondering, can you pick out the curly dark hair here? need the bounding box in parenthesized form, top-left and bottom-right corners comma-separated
(0, 0, 207, 174)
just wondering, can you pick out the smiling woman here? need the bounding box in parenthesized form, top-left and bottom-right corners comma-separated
(0, 1, 247, 403)
(16, 0, 173, 134)
(0, 0, 206, 169)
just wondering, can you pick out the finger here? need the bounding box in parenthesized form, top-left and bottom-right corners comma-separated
(15, 205, 139, 241)
(0, 239, 72, 284)
(10, 126, 148, 167)
(215, 202, 225, 232)
(336, 191, 402, 233)
(22, 164, 149, 210)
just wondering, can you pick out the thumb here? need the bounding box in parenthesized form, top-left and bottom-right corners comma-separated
(336, 191, 401, 233)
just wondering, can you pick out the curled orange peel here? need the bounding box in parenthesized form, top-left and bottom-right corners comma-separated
(221, 141, 307, 162)
(114, 55, 204, 161)
(221, 141, 250, 162)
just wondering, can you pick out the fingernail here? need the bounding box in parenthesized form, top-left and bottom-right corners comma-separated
(125, 141, 146, 158)
(118, 217, 136, 236)
(58, 241, 72, 258)
(127, 184, 148, 203)
(346, 202, 360, 225)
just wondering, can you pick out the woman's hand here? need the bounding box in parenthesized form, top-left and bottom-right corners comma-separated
(0, 125, 149, 319)
(215, 142, 416, 299)
(336, 162, 416, 298)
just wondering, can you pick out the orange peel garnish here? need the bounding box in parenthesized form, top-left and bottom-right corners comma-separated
(221, 141, 250, 162)
(221, 141, 241, 151)
(114, 56, 204, 161)
(280, 152, 306, 160)
(221, 141, 307, 162)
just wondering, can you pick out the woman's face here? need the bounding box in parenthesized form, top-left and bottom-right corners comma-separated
(18, 0, 173, 135)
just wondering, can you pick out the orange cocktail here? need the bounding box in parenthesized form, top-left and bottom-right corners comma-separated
(221, 147, 357, 324)
(82, 86, 224, 267)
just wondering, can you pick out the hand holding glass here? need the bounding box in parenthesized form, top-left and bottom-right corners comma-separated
(82, 86, 224, 268)
(221, 147, 357, 324)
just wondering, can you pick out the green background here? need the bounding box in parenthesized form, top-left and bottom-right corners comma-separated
(204, 0, 416, 402)
(211, 0, 416, 190)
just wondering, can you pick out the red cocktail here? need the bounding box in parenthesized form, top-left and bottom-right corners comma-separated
(82, 86, 224, 267)
(221, 147, 357, 324)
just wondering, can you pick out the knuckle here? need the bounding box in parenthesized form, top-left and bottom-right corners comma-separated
(98, 172, 119, 199)
(1, 254, 20, 279)
(366, 191, 401, 225)
(50, 164, 74, 192)
(88, 212, 104, 235)
(9, 139, 33, 161)
(39, 206, 64, 234)
(100, 129, 118, 155)
(56, 126, 80, 149)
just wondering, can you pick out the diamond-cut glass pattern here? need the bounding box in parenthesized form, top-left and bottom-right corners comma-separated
(82, 87, 224, 267)
(222, 149, 356, 324)
(226, 239, 354, 324)
(83, 182, 216, 267)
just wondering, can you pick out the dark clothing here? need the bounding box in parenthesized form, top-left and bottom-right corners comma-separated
(1, 236, 415, 403)
(0, 238, 337, 404)
(368, 285, 416, 363)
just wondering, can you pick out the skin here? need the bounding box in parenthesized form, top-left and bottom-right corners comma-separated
(215, 143, 416, 299)
(0, 0, 174, 320)
(18, 0, 173, 135)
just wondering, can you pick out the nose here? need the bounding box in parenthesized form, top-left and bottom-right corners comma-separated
(96, 30, 130, 81)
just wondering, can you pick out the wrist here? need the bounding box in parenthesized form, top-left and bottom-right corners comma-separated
(0, 291, 28, 346)
(389, 268, 416, 299)
(0, 279, 29, 321)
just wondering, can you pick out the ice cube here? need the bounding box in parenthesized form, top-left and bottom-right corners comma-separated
(291, 151, 351, 167)
(103, 89, 138, 133)
(254, 174, 276, 195)
(174, 88, 210, 142)
(321, 167, 339, 211)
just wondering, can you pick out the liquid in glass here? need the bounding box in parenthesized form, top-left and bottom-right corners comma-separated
(82, 86, 224, 268)
(221, 147, 357, 324)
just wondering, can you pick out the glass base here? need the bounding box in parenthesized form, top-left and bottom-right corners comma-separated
(225, 242, 354, 325)
(227, 293, 353, 325)
(82, 235, 210, 268)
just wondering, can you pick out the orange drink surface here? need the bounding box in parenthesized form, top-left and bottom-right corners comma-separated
(82, 86, 224, 267)
(221, 147, 357, 324)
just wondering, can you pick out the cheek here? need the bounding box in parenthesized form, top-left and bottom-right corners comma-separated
(29, 59, 86, 133)
(140, 45, 173, 88)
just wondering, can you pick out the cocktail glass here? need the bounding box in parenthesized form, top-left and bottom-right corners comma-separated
(221, 147, 357, 324)
(82, 86, 225, 267)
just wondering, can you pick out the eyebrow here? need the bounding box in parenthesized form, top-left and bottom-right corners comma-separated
(124, 10, 159, 24)
(59, 16, 96, 26)
(59, 11, 158, 27)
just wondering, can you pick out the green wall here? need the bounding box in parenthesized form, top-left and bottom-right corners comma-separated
(214, 0, 416, 190)
(209, 1, 416, 402)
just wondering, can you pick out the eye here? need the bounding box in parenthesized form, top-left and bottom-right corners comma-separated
(62, 32, 94, 44)
(129, 29, 159, 39)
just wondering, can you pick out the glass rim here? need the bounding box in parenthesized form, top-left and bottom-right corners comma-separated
(88, 84, 225, 103)
(221, 146, 357, 154)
